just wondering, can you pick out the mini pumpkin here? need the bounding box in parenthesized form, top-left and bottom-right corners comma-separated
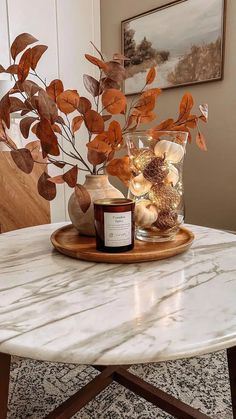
(135, 199, 158, 228)
(154, 140, 184, 163)
(166, 164, 179, 186)
(129, 173, 152, 197)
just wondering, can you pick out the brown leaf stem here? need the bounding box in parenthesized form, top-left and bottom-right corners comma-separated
(59, 121, 92, 173)
(123, 81, 148, 131)
(90, 41, 105, 61)
(33, 157, 87, 171)
(30, 70, 47, 88)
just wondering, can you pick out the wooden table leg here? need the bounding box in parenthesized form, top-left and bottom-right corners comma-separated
(227, 346, 236, 419)
(45, 365, 119, 419)
(95, 365, 211, 419)
(0, 352, 11, 419)
(1, 353, 230, 419)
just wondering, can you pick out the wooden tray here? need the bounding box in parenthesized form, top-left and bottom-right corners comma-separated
(51, 224, 194, 264)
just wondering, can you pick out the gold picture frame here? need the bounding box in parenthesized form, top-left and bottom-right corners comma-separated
(121, 0, 226, 95)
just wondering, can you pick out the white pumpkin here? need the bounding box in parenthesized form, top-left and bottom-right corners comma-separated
(154, 140, 184, 163)
(166, 164, 179, 186)
(135, 200, 158, 228)
(129, 173, 152, 197)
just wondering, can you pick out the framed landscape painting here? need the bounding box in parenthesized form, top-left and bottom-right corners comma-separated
(122, 0, 225, 94)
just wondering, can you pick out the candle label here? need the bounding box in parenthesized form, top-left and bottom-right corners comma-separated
(104, 211, 132, 247)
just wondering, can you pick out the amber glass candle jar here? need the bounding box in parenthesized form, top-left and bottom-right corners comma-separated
(94, 198, 135, 253)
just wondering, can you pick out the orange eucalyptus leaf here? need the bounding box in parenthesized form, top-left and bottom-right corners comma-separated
(48, 159, 66, 169)
(75, 184, 91, 213)
(55, 115, 66, 125)
(48, 175, 65, 184)
(146, 67, 156, 85)
(38, 172, 57, 201)
(46, 79, 64, 102)
(196, 132, 207, 151)
(85, 54, 108, 71)
(187, 128, 192, 144)
(152, 118, 174, 131)
(78, 97, 92, 114)
(99, 77, 119, 93)
(36, 118, 60, 156)
(25, 140, 41, 153)
(11, 148, 34, 174)
(5, 64, 18, 74)
(104, 61, 126, 83)
(142, 88, 161, 99)
(87, 133, 112, 156)
(20, 116, 38, 138)
(102, 114, 112, 122)
(71, 116, 83, 134)
(31, 44, 48, 70)
(31, 122, 39, 135)
(56, 90, 80, 114)
(87, 133, 112, 164)
(83, 74, 100, 97)
(17, 48, 32, 82)
(178, 92, 194, 122)
(10, 33, 38, 60)
(56, 90, 79, 115)
(9, 97, 28, 113)
(102, 89, 126, 114)
(173, 128, 191, 144)
(84, 110, 104, 133)
(139, 111, 156, 124)
(20, 108, 31, 117)
(135, 95, 155, 113)
(25, 140, 42, 161)
(170, 124, 189, 132)
(148, 118, 175, 140)
(0, 94, 11, 128)
(37, 90, 58, 123)
(185, 115, 198, 129)
(87, 148, 107, 166)
(88, 132, 108, 144)
(107, 120, 122, 147)
(106, 156, 131, 185)
(22, 80, 41, 97)
(63, 165, 78, 187)
(51, 123, 62, 134)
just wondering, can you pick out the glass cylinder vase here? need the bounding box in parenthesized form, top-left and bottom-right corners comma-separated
(124, 131, 188, 242)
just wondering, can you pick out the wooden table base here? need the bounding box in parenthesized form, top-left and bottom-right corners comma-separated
(0, 353, 10, 419)
(0, 350, 235, 419)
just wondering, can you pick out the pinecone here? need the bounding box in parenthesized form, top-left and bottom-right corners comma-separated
(149, 184, 181, 211)
(154, 210, 178, 230)
(143, 156, 168, 185)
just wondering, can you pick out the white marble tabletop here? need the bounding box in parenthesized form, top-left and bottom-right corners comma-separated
(0, 223, 236, 365)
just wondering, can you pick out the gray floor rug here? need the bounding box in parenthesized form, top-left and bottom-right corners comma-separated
(8, 350, 232, 418)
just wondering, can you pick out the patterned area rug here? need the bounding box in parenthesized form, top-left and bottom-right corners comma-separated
(8, 351, 232, 418)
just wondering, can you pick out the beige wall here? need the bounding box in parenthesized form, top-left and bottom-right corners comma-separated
(101, 0, 236, 231)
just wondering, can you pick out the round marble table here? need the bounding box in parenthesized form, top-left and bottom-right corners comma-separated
(0, 223, 236, 419)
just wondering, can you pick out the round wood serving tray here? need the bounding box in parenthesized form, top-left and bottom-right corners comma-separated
(51, 224, 194, 264)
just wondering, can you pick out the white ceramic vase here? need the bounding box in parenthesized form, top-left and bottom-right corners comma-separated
(68, 174, 124, 236)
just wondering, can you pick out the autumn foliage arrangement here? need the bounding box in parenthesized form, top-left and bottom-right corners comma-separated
(0, 33, 208, 205)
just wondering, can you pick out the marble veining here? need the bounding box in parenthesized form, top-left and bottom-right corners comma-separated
(0, 223, 236, 365)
